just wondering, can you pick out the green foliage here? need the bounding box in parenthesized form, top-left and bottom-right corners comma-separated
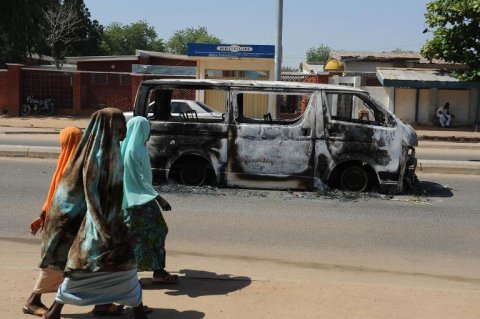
(390, 48, 414, 53)
(0, 0, 54, 67)
(166, 26, 221, 55)
(421, 0, 480, 81)
(306, 44, 330, 64)
(101, 21, 165, 55)
(64, 0, 104, 56)
(281, 65, 299, 72)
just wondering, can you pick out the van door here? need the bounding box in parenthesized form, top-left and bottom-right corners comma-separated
(228, 90, 316, 190)
(322, 91, 401, 190)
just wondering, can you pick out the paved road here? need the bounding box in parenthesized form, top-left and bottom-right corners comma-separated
(1, 157, 479, 283)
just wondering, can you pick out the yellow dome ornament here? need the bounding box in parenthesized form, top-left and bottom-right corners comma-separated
(324, 59, 345, 72)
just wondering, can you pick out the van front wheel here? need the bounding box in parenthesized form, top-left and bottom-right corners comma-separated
(179, 161, 207, 186)
(340, 165, 368, 192)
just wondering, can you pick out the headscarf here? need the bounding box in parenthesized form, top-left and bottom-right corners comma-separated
(121, 116, 158, 209)
(41, 126, 83, 216)
(40, 108, 136, 273)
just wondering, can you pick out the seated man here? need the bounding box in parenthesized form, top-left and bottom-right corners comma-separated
(436, 102, 452, 128)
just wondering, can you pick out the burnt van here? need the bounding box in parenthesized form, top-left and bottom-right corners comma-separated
(131, 79, 417, 193)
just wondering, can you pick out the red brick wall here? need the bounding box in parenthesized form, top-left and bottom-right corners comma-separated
(0, 71, 7, 112)
(4, 64, 23, 116)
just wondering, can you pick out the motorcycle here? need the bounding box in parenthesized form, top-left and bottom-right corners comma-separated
(20, 96, 55, 116)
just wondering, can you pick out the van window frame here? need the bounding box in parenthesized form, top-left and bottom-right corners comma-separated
(137, 84, 230, 123)
(231, 88, 314, 125)
(324, 90, 396, 128)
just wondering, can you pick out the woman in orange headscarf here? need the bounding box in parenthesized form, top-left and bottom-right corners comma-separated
(23, 126, 83, 317)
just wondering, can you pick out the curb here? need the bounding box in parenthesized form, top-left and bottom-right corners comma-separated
(1, 145, 479, 175)
(418, 141, 480, 150)
(0, 145, 59, 159)
(418, 135, 480, 143)
(417, 159, 480, 175)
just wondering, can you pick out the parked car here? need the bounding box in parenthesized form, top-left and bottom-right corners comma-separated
(124, 99, 223, 122)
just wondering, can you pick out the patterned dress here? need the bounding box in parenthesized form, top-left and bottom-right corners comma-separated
(124, 199, 168, 271)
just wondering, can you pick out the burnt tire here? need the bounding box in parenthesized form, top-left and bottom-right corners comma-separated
(340, 165, 368, 192)
(20, 104, 31, 116)
(179, 160, 207, 186)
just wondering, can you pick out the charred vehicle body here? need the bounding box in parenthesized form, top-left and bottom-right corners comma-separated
(132, 79, 417, 193)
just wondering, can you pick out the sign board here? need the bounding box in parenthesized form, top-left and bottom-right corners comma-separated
(187, 43, 275, 59)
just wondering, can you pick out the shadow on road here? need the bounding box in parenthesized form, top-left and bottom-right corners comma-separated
(141, 269, 252, 298)
(411, 180, 454, 198)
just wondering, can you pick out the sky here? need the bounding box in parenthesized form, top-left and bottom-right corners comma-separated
(83, 0, 432, 68)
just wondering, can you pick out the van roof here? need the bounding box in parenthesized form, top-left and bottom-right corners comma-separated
(140, 78, 365, 92)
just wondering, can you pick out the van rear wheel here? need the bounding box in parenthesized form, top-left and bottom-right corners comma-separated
(179, 160, 207, 186)
(340, 165, 368, 192)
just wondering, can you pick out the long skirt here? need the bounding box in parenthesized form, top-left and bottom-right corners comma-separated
(56, 269, 141, 307)
(33, 268, 64, 294)
(123, 199, 168, 272)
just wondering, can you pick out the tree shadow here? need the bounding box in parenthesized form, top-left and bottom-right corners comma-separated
(141, 269, 252, 298)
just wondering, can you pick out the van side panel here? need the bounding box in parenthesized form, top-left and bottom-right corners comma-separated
(148, 122, 229, 184)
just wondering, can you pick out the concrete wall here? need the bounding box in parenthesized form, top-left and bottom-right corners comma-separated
(362, 85, 476, 126)
(437, 89, 470, 126)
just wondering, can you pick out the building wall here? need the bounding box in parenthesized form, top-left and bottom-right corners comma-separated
(417, 89, 431, 124)
(197, 58, 275, 80)
(0, 70, 7, 112)
(77, 60, 139, 72)
(437, 89, 470, 125)
(395, 88, 416, 123)
(362, 87, 391, 111)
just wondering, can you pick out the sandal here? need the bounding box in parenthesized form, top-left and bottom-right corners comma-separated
(92, 304, 125, 317)
(151, 273, 179, 284)
(22, 305, 48, 317)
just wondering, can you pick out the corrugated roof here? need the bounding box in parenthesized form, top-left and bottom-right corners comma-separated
(330, 50, 447, 64)
(376, 67, 479, 88)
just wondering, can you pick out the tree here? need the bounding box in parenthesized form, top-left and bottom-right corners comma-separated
(64, 0, 104, 56)
(390, 48, 414, 53)
(282, 66, 299, 72)
(166, 26, 221, 55)
(421, 0, 480, 81)
(0, 0, 54, 67)
(306, 44, 330, 64)
(42, 2, 82, 69)
(101, 21, 165, 55)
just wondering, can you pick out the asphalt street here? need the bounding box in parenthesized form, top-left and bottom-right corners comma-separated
(2, 157, 479, 283)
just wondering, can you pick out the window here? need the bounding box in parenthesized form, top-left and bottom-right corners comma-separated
(148, 88, 226, 123)
(325, 92, 394, 126)
(235, 91, 311, 124)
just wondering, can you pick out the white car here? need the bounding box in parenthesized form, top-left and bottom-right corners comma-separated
(124, 99, 223, 122)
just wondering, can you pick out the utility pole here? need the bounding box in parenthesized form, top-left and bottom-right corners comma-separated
(274, 0, 283, 81)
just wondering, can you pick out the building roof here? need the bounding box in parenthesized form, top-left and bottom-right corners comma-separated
(136, 50, 196, 61)
(376, 67, 480, 88)
(330, 50, 449, 65)
(66, 55, 138, 64)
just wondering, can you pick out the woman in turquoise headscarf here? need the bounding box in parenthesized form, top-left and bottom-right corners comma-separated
(121, 116, 177, 284)
(40, 108, 147, 319)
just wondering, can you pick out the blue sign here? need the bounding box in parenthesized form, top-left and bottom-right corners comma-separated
(187, 43, 275, 59)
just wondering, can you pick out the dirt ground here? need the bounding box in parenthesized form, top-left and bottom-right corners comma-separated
(3, 238, 480, 319)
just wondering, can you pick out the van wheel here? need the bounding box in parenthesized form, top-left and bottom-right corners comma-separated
(340, 165, 368, 192)
(179, 160, 207, 186)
